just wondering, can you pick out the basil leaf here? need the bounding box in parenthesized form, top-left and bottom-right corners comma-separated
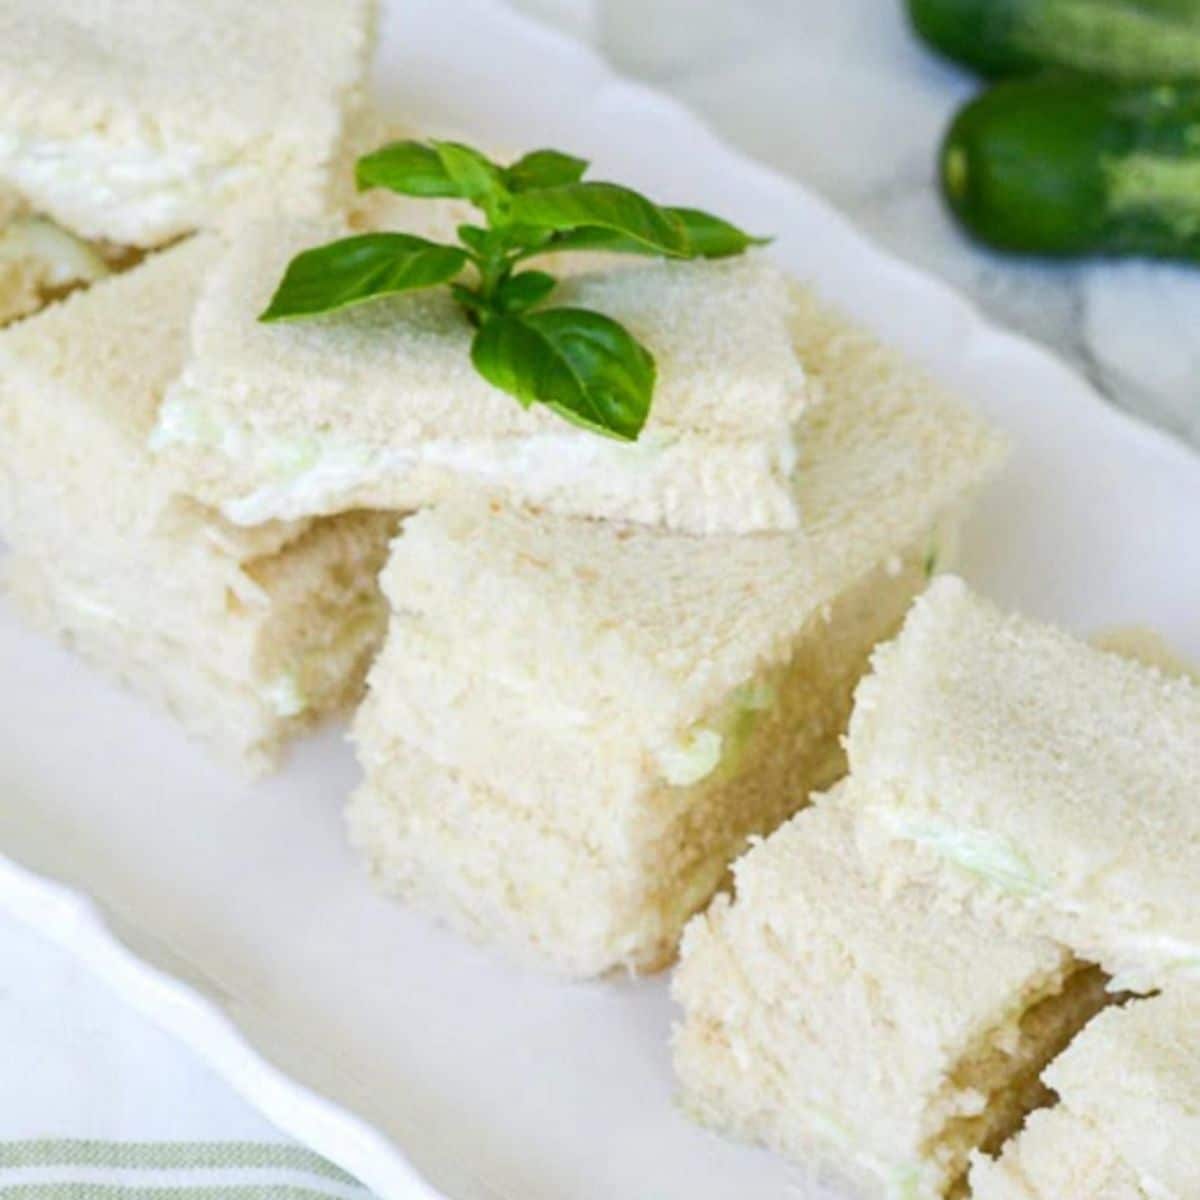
(432, 141, 507, 205)
(668, 207, 770, 257)
(504, 149, 589, 192)
(457, 224, 492, 256)
(458, 222, 552, 259)
(496, 270, 556, 313)
(450, 283, 489, 322)
(259, 233, 468, 322)
(471, 307, 654, 440)
(544, 206, 766, 259)
(356, 141, 462, 198)
(507, 182, 689, 256)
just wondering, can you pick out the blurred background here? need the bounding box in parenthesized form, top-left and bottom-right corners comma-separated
(511, 0, 1200, 451)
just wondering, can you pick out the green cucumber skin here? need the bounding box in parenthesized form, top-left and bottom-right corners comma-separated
(907, 0, 1200, 82)
(941, 75, 1200, 260)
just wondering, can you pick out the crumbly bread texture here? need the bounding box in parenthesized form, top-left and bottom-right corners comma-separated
(149, 211, 810, 533)
(970, 1108, 1150, 1200)
(848, 577, 1200, 994)
(672, 795, 1111, 1200)
(346, 296, 1006, 975)
(1090, 625, 1199, 682)
(0, 238, 394, 771)
(971, 989, 1200, 1200)
(0, 0, 376, 247)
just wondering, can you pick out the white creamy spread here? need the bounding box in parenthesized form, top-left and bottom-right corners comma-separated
(159, 429, 680, 527)
(150, 399, 802, 527)
(262, 674, 307, 718)
(876, 811, 1047, 898)
(0, 132, 244, 244)
(880, 810, 1200, 988)
(655, 677, 778, 787)
(0, 216, 108, 285)
(1096, 929, 1200, 994)
(657, 728, 724, 787)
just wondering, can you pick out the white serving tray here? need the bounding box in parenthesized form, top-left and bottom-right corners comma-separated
(1, 2, 1198, 1198)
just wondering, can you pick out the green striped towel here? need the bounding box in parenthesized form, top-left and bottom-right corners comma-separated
(0, 1142, 373, 1200)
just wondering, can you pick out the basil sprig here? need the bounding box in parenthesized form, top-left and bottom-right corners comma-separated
(260, 139, 767, 441)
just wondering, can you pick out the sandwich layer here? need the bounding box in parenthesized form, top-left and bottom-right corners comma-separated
(848, 577, 1200, 994)
(970, 988, 1200, 1200)
(672, 796, 1110, 1200)
(0, 237, 394, 770)
(348, 543, 924, 977)
(4, 511, 390, 770)
(0, 0, 376, 247)
(347, 292, 1006, 974)
(150, 215, 810, 533)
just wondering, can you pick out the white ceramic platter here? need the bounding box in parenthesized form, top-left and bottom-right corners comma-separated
(1, 2, 1198, 1197)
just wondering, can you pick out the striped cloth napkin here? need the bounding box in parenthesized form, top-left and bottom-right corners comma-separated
(0, 911, 374, 1200)
(0, 1142, 370, 1200)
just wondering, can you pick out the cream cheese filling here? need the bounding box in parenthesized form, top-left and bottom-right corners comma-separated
(875, 809, 1200, 987)
(659, 678, 778, 787)
(150, 403, 802, 528)
(875, 810, 1048, 898)
(0, 132, 246, 244)
(0, 215, 109, 288)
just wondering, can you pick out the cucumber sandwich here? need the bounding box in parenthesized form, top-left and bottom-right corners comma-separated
(848, 576, 1200, 995)
(346, 292, 1005, 976)
(0, 0, 376, 324)
(0, 240, 394, 772)
(674, 796, 1111, 1200)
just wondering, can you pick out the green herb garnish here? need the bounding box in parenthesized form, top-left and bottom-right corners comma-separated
(259, 140, 766, 441)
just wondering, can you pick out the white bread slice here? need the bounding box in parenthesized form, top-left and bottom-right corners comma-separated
(0, 238, 394, 771)
(971, 988, 1200, 1200)
(970, 1108, 1149, 1200)
(1090, 625, 1198, 682)
(0, 0, 375, 248)
(346, 294, 1006, 975)
(672, 793, 1111, 1200)
(847, 577, 1200, 994)
(149, 210, 811, 533)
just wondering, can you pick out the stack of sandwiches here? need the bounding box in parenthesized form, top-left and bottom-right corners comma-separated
(4, 4, 1196, 1197)
(346, 294, 1003, 975)
(0, 7, 1009, 969)
(0, 0, 388, 770)
(673, 577, 1200, 1198)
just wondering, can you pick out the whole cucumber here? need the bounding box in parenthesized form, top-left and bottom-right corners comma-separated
(907, 0, 1200, 82)
(941, 75, 1200, 259)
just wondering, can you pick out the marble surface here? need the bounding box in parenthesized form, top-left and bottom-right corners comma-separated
(511, 0, 1200, 451)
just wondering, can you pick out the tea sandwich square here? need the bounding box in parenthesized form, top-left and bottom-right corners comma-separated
(346, 293, 1007, 976)
(149, 215, 811, 534)
(847, 576, 1200, 993)
(971, 987, 1200, 1200)
(672, 796, 1111, 1200)
(0, 238, 394, 772)
(0, 0, 376, 323)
